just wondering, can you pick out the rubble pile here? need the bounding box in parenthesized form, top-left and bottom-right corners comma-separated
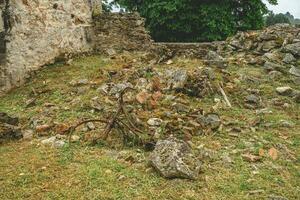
(1, 24, 299, 181)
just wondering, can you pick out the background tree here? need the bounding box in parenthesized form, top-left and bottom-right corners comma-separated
(110, 0, 278, 42)
(265, 11, 291, 26)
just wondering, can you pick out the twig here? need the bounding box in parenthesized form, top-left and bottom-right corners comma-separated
(68, 119, 108, 143)
(218, 82, 232, 108)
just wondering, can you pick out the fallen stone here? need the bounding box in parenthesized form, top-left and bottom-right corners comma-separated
(279, 120, 295, 128)
(166, 69, 188, 89)
(206, 50, 224, 62)
(23, 130, 34, 140)
(283, 53, 296, 64)
(293, 93, 300, 103)
(41, 136, 65, 148)
(282, 42, 300, 57)
(147, 118, 163, 126)
(36, 124, 52, 134)
(245, 94, 260, 105)
(71, 135, 80, 142)
(87, 122, 96, 130)
(198, 113, 221, 130)
(276, 87, 294, 96)
(264, 61, 286, 73)
(149, 137, 201, 179)
(0, 123, 23, 143)
(0, 112, 19, 126)
(110, 82, 134, 96)
(289, 66, 300, 77)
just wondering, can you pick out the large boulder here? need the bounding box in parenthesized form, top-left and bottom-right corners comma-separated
(149, 137, 201, 180)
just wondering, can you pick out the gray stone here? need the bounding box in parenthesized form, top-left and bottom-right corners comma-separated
(149, 137, 201, 179)
(147, 118, 163, 126)
(166, 69, 188, 89)
(276, 86, 294, 96)
(110, 82, 134, 96)
(279, 120, 295, 128)
(41, 136, 66, 148)
(264, 61, 286, 73)
(245, 94, 260, 105)
(87, 122, 96, 130)
(263, 52, 278, 61)
(283, 53, 296, 64)
(262, 40, 280, 52)
(198, 113, 221, 130)
(289, 66, 300, 77)
(283, 42, 300, 57)
(206, 51, 224, 62)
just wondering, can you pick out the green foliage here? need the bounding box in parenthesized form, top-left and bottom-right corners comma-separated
(265, 11, 291, 26)
(110, 0, 277, 42)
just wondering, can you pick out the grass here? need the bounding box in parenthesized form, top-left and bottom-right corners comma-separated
(0, 53, 299, 199)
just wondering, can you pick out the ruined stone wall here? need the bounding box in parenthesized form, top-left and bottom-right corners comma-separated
(0, 0, 99, 94)
(92, 13, 153, 53)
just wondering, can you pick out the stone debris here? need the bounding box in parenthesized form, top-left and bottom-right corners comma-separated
(0, 113, 22, 143)
(147, 118, 163, 127)
(283, 53, 296, 64)
(41, 136, 66, 148)
(149, 137, 201, 180)
(289, 66, 300, 77)
(166, 69, 188, 89)
(276, 87, 294, 96)
(0, 112, 19, 125)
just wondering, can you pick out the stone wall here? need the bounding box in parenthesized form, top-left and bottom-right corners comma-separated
(92, 12, 154, 54)
(0, 0, 100, 94)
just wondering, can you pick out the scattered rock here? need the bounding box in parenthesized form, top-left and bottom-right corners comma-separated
(23, 130, 34, 140)
(110, 82, 134, 96)
(71, 135, 80, 142)
(242, 153, 261, 162)
(87, 122, 96, 130)
(25, 98, 37, 108)
(166, 69, 188, 89)
(198, 113, 221, 130)
(36, 124, 52, 134)
(69, 79, 89, 86)
(276, 87, 294, 96)
(149, 137, 201, 180)
(294, 93, 300, 103)
(0, 123, 23, 143)
(147, 118, 163, 126)
(279, 120, 295, 128)
(283, 53, 296, 64)
(282, 42, 300, 57)
(289, 66, 300, 77)
(268, 195, 288, 200)
(264, 61, 286, 73)
(245, 94, 260, 105)
(41, 136, 65, 148)
(0, 112, 19, 126)
(136, 91, 151, 104)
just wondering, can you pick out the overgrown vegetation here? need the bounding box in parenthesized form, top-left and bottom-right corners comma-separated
(106, 0, 278, 42)
(0, 53, 299, 199)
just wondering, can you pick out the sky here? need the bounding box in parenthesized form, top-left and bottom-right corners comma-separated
(264, 0, 300, 18)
